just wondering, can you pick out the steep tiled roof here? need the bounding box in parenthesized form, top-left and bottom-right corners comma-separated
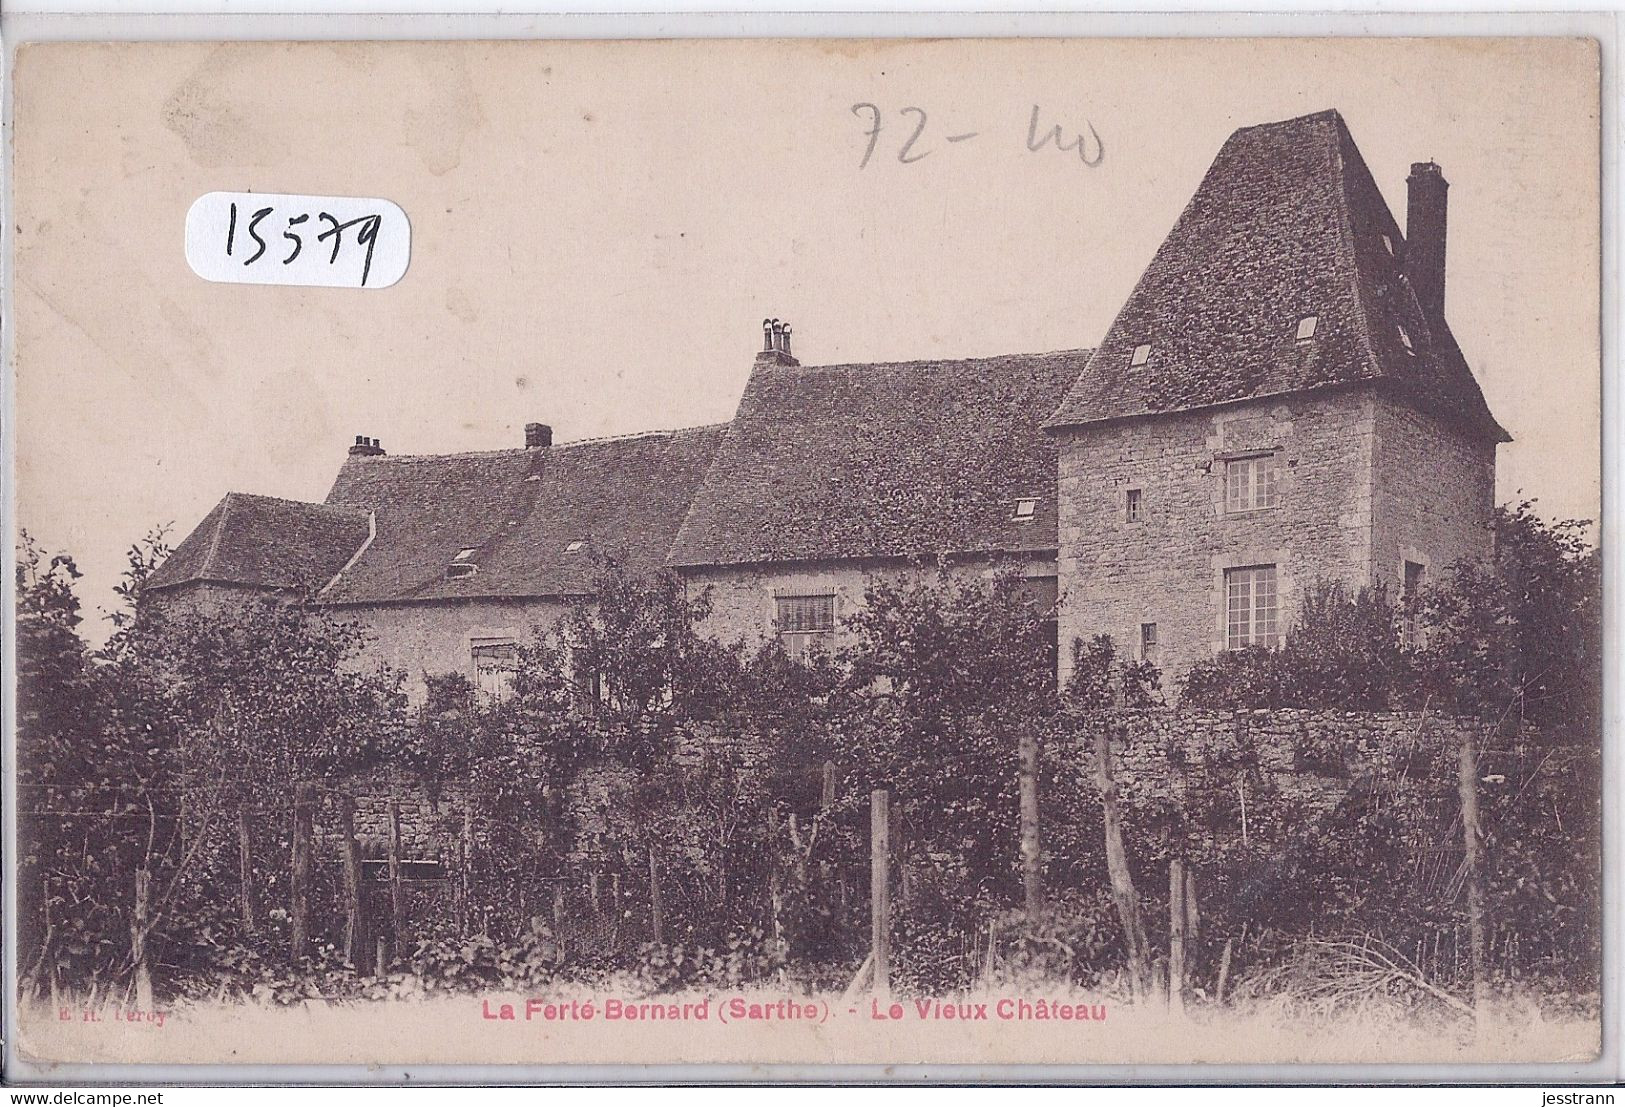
(666, 350, 1086, 568)
(318, 425, 727, 603)
(146, 493, 371, 593)
(1046, 110, 1508, 442)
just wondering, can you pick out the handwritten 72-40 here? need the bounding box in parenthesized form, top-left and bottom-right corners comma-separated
(851, 104, 1105, 169)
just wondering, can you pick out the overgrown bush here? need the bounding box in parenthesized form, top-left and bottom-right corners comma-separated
(13, 503, 1602, 1006)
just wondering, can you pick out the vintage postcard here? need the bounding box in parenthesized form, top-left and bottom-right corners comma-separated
(5, 36, 1603, 1074)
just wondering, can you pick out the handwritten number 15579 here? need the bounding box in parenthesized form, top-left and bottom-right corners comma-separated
(225, 202, 383, 286)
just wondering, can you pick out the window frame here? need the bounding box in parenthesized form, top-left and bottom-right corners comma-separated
(1401, 559, 1426, 648)
(471, 636, 518, 702)
(1222, 452, 1281, 514)
(1224, 565, 1279, 650)
(775, 592, 837, 662)
(1139, 621, 1159, 664)
(1125, 487, 1143, 522)
(1012, 497, 1038, 522)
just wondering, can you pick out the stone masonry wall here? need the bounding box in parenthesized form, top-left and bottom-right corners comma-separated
(1055, 389, 1377, 687)
(327, 708, 1494, 875)
(685, 555, 1057, 655)
(334, 597, 572, 705)
(323, 764, 474, 862)
(1369, 394, 1497, 595)
(1069, 707, 1484, 821)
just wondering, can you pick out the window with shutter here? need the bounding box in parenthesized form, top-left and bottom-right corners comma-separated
(471, 638, 517, 702)
(776, 594, 836, 661)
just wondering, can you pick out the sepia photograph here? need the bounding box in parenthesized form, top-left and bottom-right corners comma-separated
(5, 34, 1604, 1073)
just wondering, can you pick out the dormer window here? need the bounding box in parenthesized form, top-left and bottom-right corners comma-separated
(1294, 315, 1319, 342)
(447, 562, 477, 579)
(1012, 498, 1038, 522)
(1397, 325, 1415, 355)
(1128, 343, 1152, 368)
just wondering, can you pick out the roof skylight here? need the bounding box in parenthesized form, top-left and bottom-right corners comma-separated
(1012, 498, 1038, 522)
(1295, 315, 1319, 342)
(1129, 343, 1152, 368)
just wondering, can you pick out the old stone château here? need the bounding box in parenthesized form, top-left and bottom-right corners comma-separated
(147, 110, 1507, 694)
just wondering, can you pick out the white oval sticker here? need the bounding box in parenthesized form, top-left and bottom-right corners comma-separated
(185, 191, 410, 289)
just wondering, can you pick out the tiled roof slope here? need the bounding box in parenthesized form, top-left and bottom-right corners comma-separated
(666, 349, 1087, 568)
(319, 425, 727, 603)
(1046, 110, 1508, 442)
(146, 493, 371, 593)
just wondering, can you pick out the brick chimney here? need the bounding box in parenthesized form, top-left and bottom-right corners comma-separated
(756, 317, 799, 367)
(348, 435, 385, 457)
(525, 422, 553, 449)
(1405, 160, 1448, 322)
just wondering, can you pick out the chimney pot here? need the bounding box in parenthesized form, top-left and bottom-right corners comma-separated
(525, 422, 553, 449)
(1405, 160, 1449, 321)
(755, 315, 800, 367)
(349, 435, 386, 458)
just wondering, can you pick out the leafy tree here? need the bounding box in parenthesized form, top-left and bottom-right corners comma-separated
(547, 555, 745, 732)
(837, 566, 1056, 895)
(16, 532, 94, 785)
(1065, 634, 1163, 708)
(1180, 581, 1411, 710)
(1416, 501, 1601, 736)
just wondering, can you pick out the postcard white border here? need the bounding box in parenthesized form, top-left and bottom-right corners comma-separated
(0, 6, 1616, 1087)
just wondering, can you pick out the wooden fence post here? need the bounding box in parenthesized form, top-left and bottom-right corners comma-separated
(339, 793, 364, 967)
(131, 868, 154, 1009)
(871, 789, 891, 997)
(291, 783, 315, 961)
(1095, 720, 1151, 1001)
(237, 805, 255, 934)
(1185, 868, 1200, 949)
(387, 799, 405, 960)
(1019, 728, 1044, 918)
(1458, 728, 1488, 1021)
(649, 845, 664, 946)
(1168, 860, 1186, 1015)
(459, 804, 474, 935)
(821, 760, 837, 810)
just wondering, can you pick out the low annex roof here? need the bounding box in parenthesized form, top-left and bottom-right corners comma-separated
(145, 492, 372, 594)
(317, 425, 727, 604)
